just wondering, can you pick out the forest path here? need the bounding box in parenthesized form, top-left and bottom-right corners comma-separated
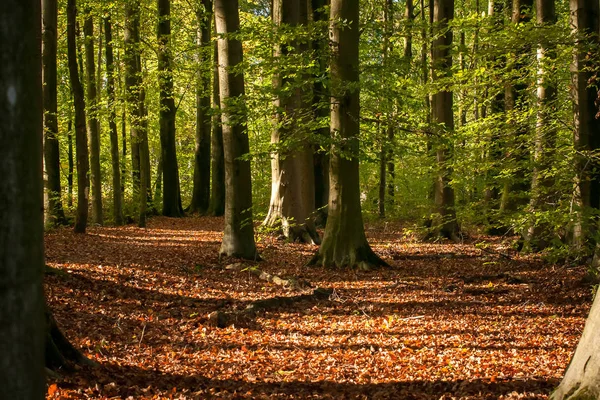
(45, 216, 591, 399)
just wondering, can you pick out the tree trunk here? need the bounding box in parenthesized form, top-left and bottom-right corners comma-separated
(68, 117, 74, 207)
(523, 0, 557, 251)
(158, 0, 183, 217)
(215, 0, 258, 259)
(190, 0, 213, 214)
(42, 0, 68, 227)
(551, 292, 600, 399)
(570, 0, 600, 250)
(104, 14, 124, 225)
(0, 2, 46, 395)
(68, 0, 90, 234)
(208, 42, 226, 217)
(309, 0, 387, 270)
(431, 0, 459, 240)
(84, 9, 103, 225)
(311, 0, 330, 227)
(264, 0, 319, 244)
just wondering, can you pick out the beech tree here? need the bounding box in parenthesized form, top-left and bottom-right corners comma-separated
(42, 0, 68, 227)
(308, 0, 387, 270)
(0, 1, 45, 396)
(215, 0, 258, 259)
(264, 0, 320, 244)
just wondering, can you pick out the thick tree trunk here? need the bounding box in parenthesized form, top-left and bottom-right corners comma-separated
(158, 0, 183, 217)
(523, 0, 557, 251)
(208, 43, 226, 217)
(42, 0, 68, 227)
(68, 0, 90, 234)
(311, 0, 330, 227)
(309, 0, 387, 270)
(264, 0, 319, 244)
(571, 0, 600, 250)
(431, 0, 459, 240)
(84, 10, 104, 225)
(104, 15, 124, 226)
(215, 0, 258, 259)
(190, 0, 213, 214)
(551, 292, 600, 399)
(0, 2, 46, 395)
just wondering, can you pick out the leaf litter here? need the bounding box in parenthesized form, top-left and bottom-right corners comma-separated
(45, 216, 592, 399)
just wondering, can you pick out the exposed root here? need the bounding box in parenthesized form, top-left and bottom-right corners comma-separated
(225, 263, 312, 290)
(307, 244, 390, 271)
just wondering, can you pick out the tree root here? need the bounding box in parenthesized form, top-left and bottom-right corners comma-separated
(208, 287, 333, 328)
(225, 263, 312, 290)
(307, 243, 390, 271)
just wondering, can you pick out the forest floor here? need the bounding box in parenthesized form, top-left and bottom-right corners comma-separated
(45, 216, 592, 399)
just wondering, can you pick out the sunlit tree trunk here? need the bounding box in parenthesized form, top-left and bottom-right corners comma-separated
(68, 0, 89, 234)
(309, 0, 387, 270)
(84, 8, 103, 225)
(523, 0, 557, 251)
(264, 0, 319, 244)
(431, 0, 459, 240)
(0, 1, 45, 395)
(190, 0, 213, 214)
(215, 0, 258, 259)
(42, 0, 67, 227)
(104, 14, 124, 225)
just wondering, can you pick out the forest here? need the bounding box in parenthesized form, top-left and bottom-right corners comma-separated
(2, 0, 600, 397)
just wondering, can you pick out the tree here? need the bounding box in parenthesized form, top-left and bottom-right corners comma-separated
(0, 2, 46, 397)
(190, 0, 213, 215)
(308, 0, 387, 270)
(208, 41, 226, 217)
(263, 0, 320, 244)
(431, 0, 459, 240)
(84, 7, 104, 225)
(551, 292, 600, 399)
(215, 0, 258, 259)
(42, 0, 68, 227)
(104, 13, 124, 225)
(68, 0, 90, 234)
(158, 0, 184, 217)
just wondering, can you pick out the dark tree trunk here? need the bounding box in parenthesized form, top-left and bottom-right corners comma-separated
(0, 1, 46, 395)
(523, 0, 557, 251)
(42, 0, 68, 227)
(68, 117, 74, 207)
(215, 0, 258, 259)
(551, 291, 600, 399)
(158, 0, 183, 217)
(104, 15, 124, 225)
(570, 0, 600, 250)
(208, 42, 226, 217)
(68, 0, 90, 234)
(431, 0, 459, 240)
(309, 0, 387, 270)
(264, 0, 319, 244)
(190, 0, 213, 214)
(84, 9, 103, 225)
(311, 0, 330, 227)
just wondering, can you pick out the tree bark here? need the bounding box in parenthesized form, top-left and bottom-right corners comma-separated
(68, 0, 90, 234)
(215, 0, 258, 259)
(309, 0, 387, 270)
(104, 14, 124, 225)
(523, 0, 557, 251)
(208, 42, 226, 216)
(570, 0, 600, 250)
(264, 0, 319, 244)
(84, 9, 104, 225)
(42, 0, 68, 227)
(0, 2, 46, 396)
(431, 0, 459, 240)
(158, 0, 183, 217)
(551, 292, 600, 399)
(190, 0, 213, 214)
